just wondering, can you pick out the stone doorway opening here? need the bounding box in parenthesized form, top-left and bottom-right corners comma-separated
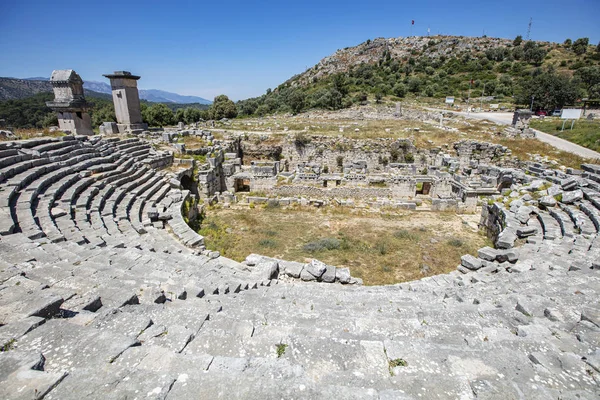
(235, 178, 251, 192)
(416, 181, 431, 195)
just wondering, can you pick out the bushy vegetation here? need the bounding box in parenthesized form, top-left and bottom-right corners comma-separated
(0, 92, 116, 129)
(0, 91, 235, 129)
(236, 36, 599, 115)
(142, 94, 237, 126)
(303, 237, 343, 252)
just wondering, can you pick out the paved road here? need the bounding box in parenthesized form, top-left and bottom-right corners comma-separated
(430, 109, 600, 160)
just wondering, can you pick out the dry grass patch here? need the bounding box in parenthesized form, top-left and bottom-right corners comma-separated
(198, 206, 489, 285)
(2, 128, 66, 141)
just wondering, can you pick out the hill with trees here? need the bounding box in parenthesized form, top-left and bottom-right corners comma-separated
(236, 35, 600, 116)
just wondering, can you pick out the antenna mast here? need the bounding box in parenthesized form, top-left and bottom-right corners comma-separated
(526, 17, 532, 40)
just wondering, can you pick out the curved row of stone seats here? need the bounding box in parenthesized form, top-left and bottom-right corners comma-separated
(465, 165, 600, 278)
(165, 189, 205, 248)
(0, 140, 106, 236)
(1, 142, 597, 398)
(141, 181, 172, 228)
(73, 161, 151, 245)
(4, 242, 596, 400)
(14, 153, 122, 240)
(0, 137, 154, 246)
(0, 137, 275, 292)
(90, 165, 153, 236)
(115, 175, 164, 233)
(129, 176, 169, 234)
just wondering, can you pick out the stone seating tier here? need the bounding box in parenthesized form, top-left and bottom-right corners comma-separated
(0, 137, 598, 399)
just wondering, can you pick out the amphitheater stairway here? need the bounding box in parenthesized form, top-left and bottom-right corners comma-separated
(5, 257, 597, 399)
(1, 138, 599, 399)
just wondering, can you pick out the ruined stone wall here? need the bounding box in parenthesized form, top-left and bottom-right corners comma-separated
(453, 140, 511, 166)
(431, 198, 458, 211)
(271, 185, 393, 200)
(430, 178, 453, 197)
(279, 136, 420, 172)
(479, 203, 505, 241)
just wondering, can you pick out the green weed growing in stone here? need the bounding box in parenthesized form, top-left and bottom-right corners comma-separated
(389, 358, 408, 368)
(1, 339, 16, 352)
(276, 343, 288, 358)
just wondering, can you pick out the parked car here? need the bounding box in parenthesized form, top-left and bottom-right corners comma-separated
(535, 110, 547, 116)
(552, 109, 562, 116)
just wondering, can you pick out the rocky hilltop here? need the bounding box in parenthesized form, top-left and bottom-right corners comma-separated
(290, 35, 518, 86)
(0, 78, 52, 101)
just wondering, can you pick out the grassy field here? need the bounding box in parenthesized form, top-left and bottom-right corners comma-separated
(530, 118, 600, 153)
(197, 205, 490, 285)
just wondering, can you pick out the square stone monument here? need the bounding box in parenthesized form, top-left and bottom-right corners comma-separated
(46, 70, 93, 135)
(103, 71, 148, 133)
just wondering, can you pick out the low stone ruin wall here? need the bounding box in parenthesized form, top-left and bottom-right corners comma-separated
(271, 185, 393, 200)
(279, 136, 419, 172)
(431, 198, 459, 212)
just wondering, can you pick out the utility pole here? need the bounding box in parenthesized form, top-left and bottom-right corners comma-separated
(530, 95, 535, 111)
(467, 78, 473, 115)
(480, 82, 486, 111)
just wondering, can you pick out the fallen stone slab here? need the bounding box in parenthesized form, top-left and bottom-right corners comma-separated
(0, 351, 68, 400)
(516, 298, 534, 317)
(477, 247, 497, 261)
(300, 268, 317, 281)
(539, 196, 556, 207)
(306, 259, 327, 278)
(495, 249, 519, 263)
(561, 189, 583, 204)
(516, 226, 538, 238)
(335, 267, 351, 284)
(561, 178, 578, 191)
(256, 260, 279, 280)
(496, 230, 517, 249)
(321, 264, 336, 283)
(460, 255, 482, 270)
(581, 307, 600, 327)
(279, 260, 304, 278)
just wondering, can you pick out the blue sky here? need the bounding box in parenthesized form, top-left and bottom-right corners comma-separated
(1, 0, 599, 101)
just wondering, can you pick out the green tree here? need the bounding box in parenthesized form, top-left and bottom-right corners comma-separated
(374, 90, 383, 103)
(183, 107, 202, 123)
(286, 91, 305, 114)
(407, 77, 422, 93)
(574, 66, 600, 96)
(523, 41, 546, 65)
(142, 103, 174, 127)
(174, 108, 185, 123)
(237, 99, 259, 116)
(41, 113, 58, 128)
(513, 35, 523, 46)
(572, 38, 589, 55)
(516, 71, 580, 110)
(333, 74, 349, 96)
(393, 83, 407, 98)
(91, 104, 116, 127)
(563, 38, 572, 48)
(208, 95, 238, 119)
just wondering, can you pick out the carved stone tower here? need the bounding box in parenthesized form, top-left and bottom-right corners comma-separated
(46, 70, 93, 135)
(103, 71, 148, 133)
